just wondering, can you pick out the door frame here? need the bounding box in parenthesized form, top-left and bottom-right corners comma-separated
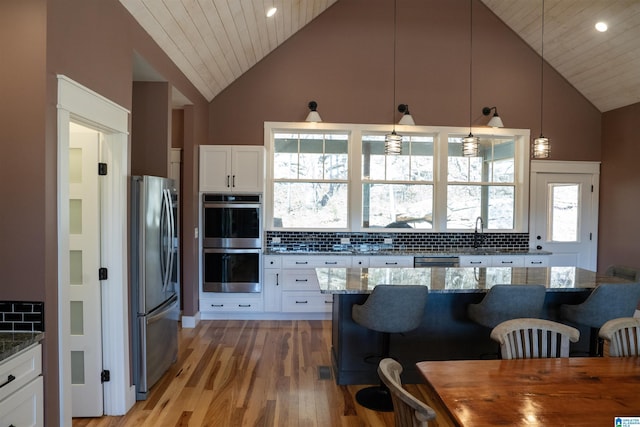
(529, 160, 601, 269)
(57, 75, 134, 425)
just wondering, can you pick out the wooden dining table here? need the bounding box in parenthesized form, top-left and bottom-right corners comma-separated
(416, 357, 640, 427)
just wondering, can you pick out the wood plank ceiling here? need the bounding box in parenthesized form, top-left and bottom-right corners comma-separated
(121, 0, 640, 112)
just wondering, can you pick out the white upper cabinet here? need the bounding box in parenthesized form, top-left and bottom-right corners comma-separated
(199, 145, 264, 192)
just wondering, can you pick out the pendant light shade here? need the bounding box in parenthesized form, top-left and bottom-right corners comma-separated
(533, 0, 550, 159)
(462, 134, 479, 157)
(385, 131, 403, 155)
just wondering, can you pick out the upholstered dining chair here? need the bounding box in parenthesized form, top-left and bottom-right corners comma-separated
(598, 317, 640, 357)
(378, 358, 436, 427)
(352, 285, 429, 412)
(490, 318, 580, 359)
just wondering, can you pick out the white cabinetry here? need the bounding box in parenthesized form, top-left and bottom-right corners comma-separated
(459, 254, 549, 267)
(367, 256, 414, 268)
(199, 145, 264, 192)
(0, 344, 43, 427)
(200, 293, 264, 314)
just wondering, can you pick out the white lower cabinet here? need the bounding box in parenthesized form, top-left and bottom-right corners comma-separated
(200, 294, 264, 313)
(460, 254, 549, 267)
(459, 255, 492, 267)
(0, 344, 43, 427)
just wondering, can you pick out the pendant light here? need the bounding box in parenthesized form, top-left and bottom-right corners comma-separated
(384, 0, 402, 155)
(533, 0, 550, 158)
(462, 0, 479, 157)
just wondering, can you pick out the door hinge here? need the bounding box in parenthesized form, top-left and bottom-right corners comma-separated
(591, 185, 594, 192)
(98, 162, 108, 176)
(99, 268, 108, 280)
(101, 370, 110, 383)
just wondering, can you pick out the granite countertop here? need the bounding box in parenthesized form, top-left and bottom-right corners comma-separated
(315, 266, 628, 294)
(0, 331, 45, 363)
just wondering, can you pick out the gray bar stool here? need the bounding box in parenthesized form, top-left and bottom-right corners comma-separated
(468, 284, 547, 329)
(352, 285, 429, 412)
(467, 284, 547, 358)
(560, 282, 640, 356)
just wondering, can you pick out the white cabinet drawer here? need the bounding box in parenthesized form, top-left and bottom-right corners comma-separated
(459, 256, 492, 267)
(263, 255, 282, 268)
(352, 256, 369, 267)
(281, 256, 350, 269)
(525, 255, 549, 267)
(491, 255, 525, 267)
(282, 292, 333, 312)
(0, 344, 42, 402)
(201, 296, 263, 312)
(0, 375, 43, 427)
(281, 270, 320, 291)
(368, 256, 413, 268)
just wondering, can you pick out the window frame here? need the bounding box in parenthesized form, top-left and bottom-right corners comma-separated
(264, 122, 530, 233)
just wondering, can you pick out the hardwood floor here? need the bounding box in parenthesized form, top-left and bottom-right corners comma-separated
(72, 320, 431, 427)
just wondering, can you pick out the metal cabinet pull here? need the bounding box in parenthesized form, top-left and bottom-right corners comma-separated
(211, 304, 224, 307)
(295, 279, 308, 282)
(295, 300, 308, 304)
(238, 304, 251, 307)
(501, 261, 513, 264)
(0, 374, 16, 389)
(530, 261, 543, 265)
(295, 261, 308, 265)
(385, 262, 398, 265)
(324, 261, 338, 265)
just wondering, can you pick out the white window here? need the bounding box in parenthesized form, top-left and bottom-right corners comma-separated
(271, 131, 349, 229)
(446, 136, 516, 230)
(361, 134, 434, 229)
(265, 123, 529, 232)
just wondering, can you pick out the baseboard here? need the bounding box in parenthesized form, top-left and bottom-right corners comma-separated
(181, 311, 201, 328)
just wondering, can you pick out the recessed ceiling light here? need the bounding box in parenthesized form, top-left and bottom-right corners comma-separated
(267, 7, 277, 17)
(595, 22, 608, 32)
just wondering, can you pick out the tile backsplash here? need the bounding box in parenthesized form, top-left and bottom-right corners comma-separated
(0, 301, 44, 332)
(266, 231, 530, 253)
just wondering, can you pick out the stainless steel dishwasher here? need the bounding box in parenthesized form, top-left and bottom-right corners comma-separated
(413, 256, 460, 267)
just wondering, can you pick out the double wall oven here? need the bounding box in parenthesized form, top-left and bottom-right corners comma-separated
(202, 194, 262, 292)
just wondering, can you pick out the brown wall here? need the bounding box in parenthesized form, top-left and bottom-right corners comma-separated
(599, 102, 640, 271)
(131, 82, 172, 177)
(209, 0, 602, 161)
(0, 0, 208, 424)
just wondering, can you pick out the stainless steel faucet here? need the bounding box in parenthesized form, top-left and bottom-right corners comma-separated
(473, 216, 484, 248)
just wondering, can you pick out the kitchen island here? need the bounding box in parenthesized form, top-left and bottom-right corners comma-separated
(316, 266, 631, 385)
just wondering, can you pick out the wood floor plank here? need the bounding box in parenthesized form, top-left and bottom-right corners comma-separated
(73, 320, 413, 427)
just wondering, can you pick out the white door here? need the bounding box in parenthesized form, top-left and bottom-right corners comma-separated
(68, 122, 104, 416)
(530, 161, 600, 271)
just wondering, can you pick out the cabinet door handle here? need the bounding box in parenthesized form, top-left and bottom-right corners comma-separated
(226, 175, 230, 187)
(295, 279, 308, 282)
(276, 273, 279, 286)
(324, 261, 338, 265)
(295, 300, 308, 304)
(238, 304, 251, 307)
(385, 262, 398, 265)
(295, 261, 308, 265)
(211, 304, 224, 307)
(500, 261, 513, 264)
(0, 374, 16, 389)
(232, 175, 236, 187)
(530, 261, 543, 265)
(469, 261, 482, 264)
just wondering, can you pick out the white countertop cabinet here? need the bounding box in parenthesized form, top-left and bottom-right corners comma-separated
(0, 344, 43, 427)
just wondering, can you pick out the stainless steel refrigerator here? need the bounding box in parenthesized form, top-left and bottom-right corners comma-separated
(130, 175, 179, 400)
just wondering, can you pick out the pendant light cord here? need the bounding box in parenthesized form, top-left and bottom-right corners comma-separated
(392, 0, 397, 131)
(539, 0, 545, 136)
(468, 0, 473, 134)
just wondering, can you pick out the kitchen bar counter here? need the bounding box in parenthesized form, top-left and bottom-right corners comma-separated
(321, 266, 633, 385)
(0, 332, 44, 363)
(316, 266, 625, 294)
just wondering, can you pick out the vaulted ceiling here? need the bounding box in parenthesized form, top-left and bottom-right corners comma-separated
(121, 0, 640, 113)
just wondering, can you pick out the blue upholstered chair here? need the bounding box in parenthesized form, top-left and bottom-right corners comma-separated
(560, 283, 640, 356)
(352, 285, 429, 412)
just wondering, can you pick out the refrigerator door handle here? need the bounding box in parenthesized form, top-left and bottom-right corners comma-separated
(160, 188, 173, 293)
(146, 294, 178, 324)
